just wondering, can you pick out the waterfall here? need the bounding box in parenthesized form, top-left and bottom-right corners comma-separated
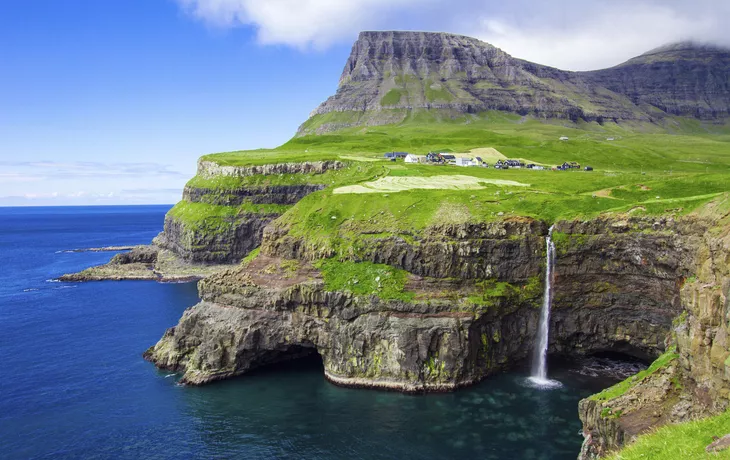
(527, 225, 561, 389)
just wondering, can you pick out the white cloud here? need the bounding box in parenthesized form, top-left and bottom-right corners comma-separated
(0, 189, 184, 207)
(177, 0, 426, 49)
(0, 161, 187, 180)
(177, 0, 730, 69)
(0, 173, 44, 183)
(0, 162, 187, 206)
(471, 1, 727, 70)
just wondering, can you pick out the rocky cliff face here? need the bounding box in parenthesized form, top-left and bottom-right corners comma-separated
(550, 217, 703, 361)
(153, 160, 344, 264)
(576, 202, 730, 458)
(154, 214, 278, 264)
(262, 218, 547, 279)
(145, 222, 547, 390)
(146, 273, 538, 390)
(298, 32, 730, 134)
(586, 43, 730, 120)
(145, 216, 699, 395)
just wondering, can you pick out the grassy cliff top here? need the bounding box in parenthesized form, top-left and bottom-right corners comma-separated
(175, 111, 730, 239)
(202, 111, 730, 168)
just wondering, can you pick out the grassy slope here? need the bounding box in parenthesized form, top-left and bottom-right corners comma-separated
(182, 111, 730, 252)
(315, 259, 414, 301)
(171, 110, 730, 454)
(590, 347, 679, 402)
(608, 410, 730, 459)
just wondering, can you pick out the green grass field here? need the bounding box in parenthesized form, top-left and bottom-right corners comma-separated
(608, 410, 730, 459)
(173, 110, 730, 251)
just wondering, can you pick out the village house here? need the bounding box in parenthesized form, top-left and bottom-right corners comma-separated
(426, 152, 441, 163)
(454, 157, 473, 167)
(384, 152, 409, 160)
(404, 154, 423, 164)
(441, 154, 456, 164)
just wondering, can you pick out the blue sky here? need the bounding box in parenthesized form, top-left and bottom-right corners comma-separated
(1, 0, 727, 206)
(0, 0, 350, 205)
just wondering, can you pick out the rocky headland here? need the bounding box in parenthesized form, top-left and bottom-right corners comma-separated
(64, 30, 730, 458)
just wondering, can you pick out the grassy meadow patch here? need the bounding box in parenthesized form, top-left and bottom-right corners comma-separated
(590, 347, 680, 402)
(176, 110, 730, 250)
(315, 259, 414, 301)
(608, 409, 730, 459)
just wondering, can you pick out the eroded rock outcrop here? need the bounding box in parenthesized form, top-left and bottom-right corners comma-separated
(145, 216, 700, 395)
(154, 212, 280, 264)
(298, 32, 730, 134)
(58, 246, 230, 282)
(262, 219, 547, 280)
(577, 202, 730, 458)
(154, 160, 345, 264)
(144, 251, 542, 390)
(196, 160, 344, 178)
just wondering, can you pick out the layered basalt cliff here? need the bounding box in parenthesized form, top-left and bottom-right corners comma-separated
(576, 204, 730, 458)
(586, 42, 730, 120)
(262, 219, 547, 279)
(145, 216, 698, 397)
(144, 220, 547, 390)
(550, 218, 703, 361)
(153, 160, 344, 264)
(298, 32, 730, 134)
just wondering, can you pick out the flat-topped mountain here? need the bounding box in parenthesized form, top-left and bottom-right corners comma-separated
(298, 31, 730, 135)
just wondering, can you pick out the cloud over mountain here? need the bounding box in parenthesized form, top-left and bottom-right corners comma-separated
(177, 0, 730, 70)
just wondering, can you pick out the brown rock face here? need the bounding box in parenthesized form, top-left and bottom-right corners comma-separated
(577, 207, 730, 459)
(154, 213, 279, 264)
(706, 434, 730, 453)
(551, 217, 703, 361)
(145, 216, 704, 397)
(154, 161, 344, 264)
(299, 32, 730, 134)
(262, 219, 548, 280)
(144, 251, 542, 391)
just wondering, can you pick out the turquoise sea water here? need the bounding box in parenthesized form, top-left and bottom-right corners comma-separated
(0, 206, 627, 459)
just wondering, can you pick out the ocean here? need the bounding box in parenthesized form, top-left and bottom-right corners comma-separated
(0, 205, 626, 459)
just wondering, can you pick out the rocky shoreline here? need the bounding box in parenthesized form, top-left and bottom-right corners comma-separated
(58, 245, 232, 283)
(136, 208, 730, 458)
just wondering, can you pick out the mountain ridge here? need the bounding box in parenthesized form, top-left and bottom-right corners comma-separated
(298, 31, 730, 135)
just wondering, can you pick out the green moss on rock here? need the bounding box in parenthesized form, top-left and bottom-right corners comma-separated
(590, 346, 680, 402)
(314, 259, 415, 301)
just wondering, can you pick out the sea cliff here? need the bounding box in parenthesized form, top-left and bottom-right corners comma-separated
(61, 30, 730, 458)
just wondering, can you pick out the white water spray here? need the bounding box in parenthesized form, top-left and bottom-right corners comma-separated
(527, 225, 562, 389)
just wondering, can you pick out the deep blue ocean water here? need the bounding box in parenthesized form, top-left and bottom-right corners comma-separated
(0, 206, 623, 459)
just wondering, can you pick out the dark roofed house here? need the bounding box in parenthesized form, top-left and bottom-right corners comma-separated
(441, 154, 456, 161)
(384, 152, 409, 159)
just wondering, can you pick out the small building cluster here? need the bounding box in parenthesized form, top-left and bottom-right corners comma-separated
(384, 152, 593, 171)
(384, 152, 409, 160)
